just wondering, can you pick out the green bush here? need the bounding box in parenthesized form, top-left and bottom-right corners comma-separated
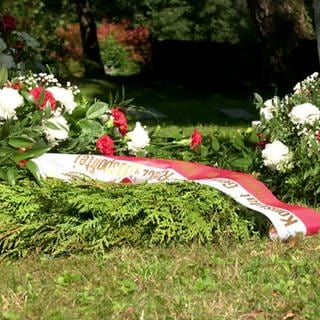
(99, 34, 140, 75)
(0, 178, 265, 258)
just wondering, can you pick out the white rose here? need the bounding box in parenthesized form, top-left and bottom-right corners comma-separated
(0, 87, 24, 119)
(44, 115, 69, 142)
(289, 103, 320, 125)
(261, 140, 293, 171)
(127, 122, 150, 154)
(47, 86, 77, 114)
(260, 97, 279, 121)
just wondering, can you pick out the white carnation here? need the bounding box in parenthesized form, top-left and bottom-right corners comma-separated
(289, 103, 320, 125)
(47, 86, 77, 114)
(0, 87, 24, 119)
(261, 140, 293, 171)
(127, 122, 150, 154)
(44, 115, 69, 142)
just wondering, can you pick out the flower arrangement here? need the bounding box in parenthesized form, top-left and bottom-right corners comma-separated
(0, 69, 151, 185)
(252, 72, 320, 205)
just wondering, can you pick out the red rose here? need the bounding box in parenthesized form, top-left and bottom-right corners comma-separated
(0, 15, 16, 31)
(29, 86, 56, 110)
(96, 134, 115, 156)
(111, 107, 128, 135)
(190, 128, 202, 151)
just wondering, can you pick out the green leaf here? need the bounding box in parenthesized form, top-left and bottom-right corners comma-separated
(0, 146, 16, 157)
(44, 104, 53, 118)
(168, 131, 183, 140)
(8, 136, 35, 148)
(248, 131, 259, 144)
(78, 119, 104, 135)
(46, 120, 68, 132)
(6, 168, 17, 186)
(12, 145, 51, 162)
(86, 102, 109, 119)
(0, 67, 8, 86)
(26, 160, 42, 184)
(230, 157, 252, 169)
(0, 119, 11, 139)
(20, 90, 35, 104)
(37, 87, 46, 108)
(0, 168, 7, 181)
(253, 92, 264, 108)
(232, 134, 245, 150)
(211, 136, 220, 151)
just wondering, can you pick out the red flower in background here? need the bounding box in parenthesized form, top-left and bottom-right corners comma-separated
(29, 86, 56, 110)
(317, 131, 320, 142)
(190, 129, 202, 151)
(96, 134, 115, 156)
(111, 107, 128, 135)
(0, 15, 16, 31)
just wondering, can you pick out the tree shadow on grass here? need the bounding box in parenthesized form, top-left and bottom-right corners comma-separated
(75, 76, 260, 126)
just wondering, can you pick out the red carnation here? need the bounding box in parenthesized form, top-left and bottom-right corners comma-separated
(256, 132, 268, 148)
(96, 134, 115, 156)
(18, 160, 28, 168)
(190, 128, 202, 151)
(29, 86, 56, 110)
(0, 15, 16, 31)
(111, 107, 128, 135)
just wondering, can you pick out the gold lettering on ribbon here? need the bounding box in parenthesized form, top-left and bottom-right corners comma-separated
(239, 193, 298, 227)
(72, 155, 177, 182)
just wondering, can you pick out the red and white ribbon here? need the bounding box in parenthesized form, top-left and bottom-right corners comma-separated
(34, 153, 320, 240)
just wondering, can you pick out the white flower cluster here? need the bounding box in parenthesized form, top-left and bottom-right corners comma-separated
(288, 102, 320, 126)
(0, 72, 82, 143)
(44, 115, 69, 143)
(47, 86, 77, 114)
(293, 72, 319, 94)
(0, 87, 24, 119)
(259, 96, 280, 121)
(126, 122, 150, 155)
(261, 140, 293, 172)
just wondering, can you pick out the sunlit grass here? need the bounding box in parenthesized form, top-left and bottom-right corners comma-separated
(1, 235, 320, 319)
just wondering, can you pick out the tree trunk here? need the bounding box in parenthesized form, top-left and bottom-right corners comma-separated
(246, 0, 313, 82)
(314, 0, 320, 67)
(76, 0, 105, 78)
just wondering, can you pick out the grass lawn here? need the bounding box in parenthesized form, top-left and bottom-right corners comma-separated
(1, 77, 318, 320)
(1, 236, 320, 319)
